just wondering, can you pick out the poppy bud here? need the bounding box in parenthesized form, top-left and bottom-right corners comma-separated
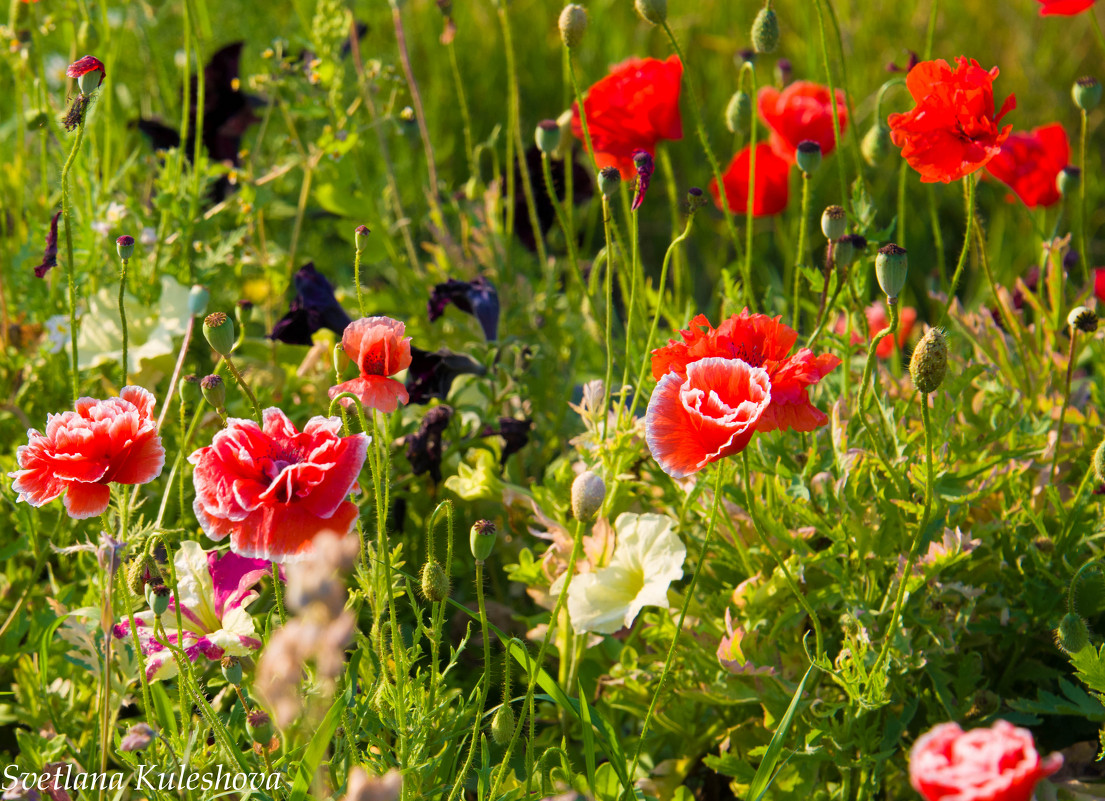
(875, 243, 908, 301)
(558, 4, 588, 49)
(571, 470, 605, 521)
(179, 374, 201, 407)
(795, 141, 821, 175)
(355, 224, 370, 252)
(420, 560, 450, 602)
(861, 124, 891, 166)
(555, 109, 574, 158)
(1073, 76, 1102, 112)
(909, 327, 948, 394)
(535, 119, 561, 155)
(203, 312, 236, 357)
(1057, 166, 1081, 197)
(146, 582, 170, 616)
(470, 519, 497, 563)
(634, 0, 667, 25)
(201, 374, 226, 411)
(126, 552, 157, 595)
(751, 5, 780, 54)
(116, 234, 135, 261)
(247, 710, 274, 743)
(725, 90, 752, 134)
(821, 205, 846, 241)
(221, 655, 242, 686)
(1056, 612, 1090, 654)
(333, 343, 349, 377)
(1094, 438, 1105, 485)
(1068, 305, 1098, 333)
(491, 705, 515, 745)
(598, 166, 621, 199)
(189, 285, 210, 317)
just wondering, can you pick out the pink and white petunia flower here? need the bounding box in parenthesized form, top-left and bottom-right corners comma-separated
(113, 541, 272, 681)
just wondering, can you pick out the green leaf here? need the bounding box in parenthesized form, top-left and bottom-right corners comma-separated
(748, 665, 815, 801)
(288, 691, 346, 801)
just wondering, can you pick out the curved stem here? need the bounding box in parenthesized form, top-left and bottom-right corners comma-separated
(942, 176, 976, 322)
(61, 117, 88, 403)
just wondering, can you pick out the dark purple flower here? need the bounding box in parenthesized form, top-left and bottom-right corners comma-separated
(405, 405, 453, 482)
(405, 346, 486, 404)
(428, 276, 500, 341)
(495, 416, 532, 464)
(887, 51, 920, 73)
(631, 149, 654, 211)
(33, 212, 61, 278)
(512, 145, 593, 253)
(270, 262, 352, 345)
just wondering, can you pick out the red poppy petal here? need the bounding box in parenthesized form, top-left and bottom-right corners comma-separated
(63, 482, 112, 519)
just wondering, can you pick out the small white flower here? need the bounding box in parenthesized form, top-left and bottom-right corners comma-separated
(91, 202, 128, 238)
(140, 226, 157, 246)
(562, 512, 685, 634)
(43, 315, 69, 354)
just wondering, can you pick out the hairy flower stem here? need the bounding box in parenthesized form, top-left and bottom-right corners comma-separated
(491, 521, 584, 801)
(792, 172, 812, 330)
(616, 208, 642, 426)
(353, 245, 367, 318)
(118, 257, 129, 384)
(869, 396, 935, 697)
(1079, 108, 1090, 286)
(661, 21, 742, 266)
(425, 501, 455, 713)
(115, 568, 156, 727)
(221, 356, 263, 426)
(743, 62, 760, 307)
(975, 223, 1034, 396)
(813, 0, 851, 215)
(566, 52, 597, 170)
(1051, 328, 1079, 483)
(447, 41, 476, 179)
(391, 1, 441, 219)
(741, 453, 825, 660)
(542, 153, 597, 325)
(99, 562, 112, 801)
(61, 113, 88, 403)
(447, 560, 492, 801)
(623, 465, 725, 800)
(942, 176, 976, 322)
(855, 303, 911, 498)
(601, 198, 616, 442)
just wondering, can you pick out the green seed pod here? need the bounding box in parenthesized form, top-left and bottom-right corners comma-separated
(470, 519, 497, 563)
(832, 237, 855, 271)
(535, 119, 561, 155)
(200, 374, 227, 411)
(77, 71, 101, 96)
(909, 327, 948, 395)
(116, 235, 135, 261)
(221, 655, 243, 686)
(420, 560, 450, 602)
(1057, 166, 1081, 197)
(861, 124, 891, 166)
(875, 243, 908, 301)
(1056, 612, 1091, 654)
(179, 374, 201, 407)
(634, 0, 667, 25)
(188, 285, 210, 317)
(725, 90, 752, 134)
(571, 470, 606, 521)
(598, 166, 621, 199)
(203, 312, 236, 357)
(751, 6, 780, 54)
(491, 705, 515, 745)
(1094, 439, 1105, 484)
(795, 141, 822, 175)
(558, 4, 588, 49)
(146, 583, 171, 616)
(355, 224, 370, 252)
(1068, 305, 1099, 334)
(247, 710, 274, 744)
(821, 205, 846, 241)
(1073, 76, 1102, 111)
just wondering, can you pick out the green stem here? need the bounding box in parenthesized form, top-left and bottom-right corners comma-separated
(942, 176, 976, 322)
(447, 41, 476, 179)
(793, 172, 811, 330)
(601, 197, 616, 442)
(812, 0, 850, 214)
(115, 568, 156, 729)
(118, 258, 129, 385)
(743, 62, 759, 307)
(616, 208, 642, 426)
(222, 355, 263, 426)
(541, 152, 595, 321)
(1079, 108, 1089, 286)
(566, 51, 597, 170)
(353, 246, 367, 318)
(1051, 328, 1078, 482)
(447, 561, 492, 801)
(61, 114, 88, 403)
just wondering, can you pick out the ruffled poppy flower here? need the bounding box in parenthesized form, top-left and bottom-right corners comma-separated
(709, 143, 791, 217)
(758, 80, 849, 163)
(1095, 268, 1105, 304)
(112, 541, 271, 681)
(329, 316, 413, 413)
(888, 57, 1016, 184)
(910, 720, 1063, 801)
(571, 55, 683, 178)
(651, 311, 841, 434)
(428, 277, 500, 341)
(66, 55, 106, 88)
(985, 124, 1069, 208)
(833, 302, 918, 359)
(405, 346, 486, 404)
(189, 408, 369, 562)
(1037, 0, 1095, 14)
(33, 211, 60, 278)
(269, 262, 352, 345)
(9, 386, 165, 519)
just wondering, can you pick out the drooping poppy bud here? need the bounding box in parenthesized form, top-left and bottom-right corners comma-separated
(725, 90, 752, 134)
(558, 4, 588, 48)
(491, 705, 516, 745)
(751, 6, 780, 53)
(910, 327, 948, 394)
(1056, 612, 1090, 654)
(861, 124, 891, 166)
(1094, 438, 1105, 484)
(1057, 166, 1081, 197)
(420, 560, 450, 602)
(634, 0, 667, 25)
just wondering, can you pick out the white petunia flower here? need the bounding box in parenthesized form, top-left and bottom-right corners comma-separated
(563, 512, 685, 634)
(43, 315, 69, 353)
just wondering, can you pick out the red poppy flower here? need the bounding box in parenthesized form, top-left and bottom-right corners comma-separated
(651, 311, 840, 434)
(66, 55, 106, 88)
(189, 408, 369, 562)
(1095, 268, 1105, 304)
(888, 57, 1016, 184)
(571, 55, 683, 179)
(910, 720, 1062, 801)
(329, 316, 413, 413)
(9, 386, 165, 519)
(709, 144, 791, 217)
(833, 302, 917, 359)
(1037, 0, 1094, 14)
(984, 124, 1069, 208)
(758, 81, 849, 163)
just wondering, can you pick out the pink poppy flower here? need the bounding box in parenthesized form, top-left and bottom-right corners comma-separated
(9, 386, 165, 519)
(189, 408, 368, 562)
(329, 316, 413, 413)
(113, 542, 272, 681)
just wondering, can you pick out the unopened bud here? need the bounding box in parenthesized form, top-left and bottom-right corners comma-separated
(470, 519, 497, 563)
(420, 560, 450, 602)
(571, 470, 605, 521)
(1068, 305, 1099, 333)
(821, 205, 846, 241)
(875, 243, 908, 300)
(126, 552, 158, 595)
(535, 119, 561, 155)
(333, 343, 349, 377)
(751, 6, 780, 54)
(725, 90, 752, 134)
(598, 166, 621, 199)
(491, 705, 515, 745)
(634, 0, 667, 25)
(1058, 166, 1081, 197)
(1056, 612, 1091, 654)
(116, 235, 135, 261)
(558, 4, 587, 49)
(795, 141, 822, 175)
(909, 327, 948, 394)
(861, 124, 891, 166)
(355, 224, 370, 251)
(1073, 76, 1102, 111)
(203, 312, 236, 357)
